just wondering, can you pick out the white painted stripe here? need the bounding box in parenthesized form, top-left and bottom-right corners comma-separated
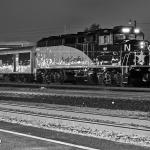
(0, 128, 100, 150)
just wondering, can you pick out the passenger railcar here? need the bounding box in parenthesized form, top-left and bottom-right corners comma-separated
(0, 43, 94, 84)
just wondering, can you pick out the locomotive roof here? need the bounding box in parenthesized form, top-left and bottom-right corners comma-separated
(0, 41, 35, 48)
(112, 26, 144, 35)
(37, 25, 145, 44)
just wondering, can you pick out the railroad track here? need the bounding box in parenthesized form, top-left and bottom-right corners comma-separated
(0, 87, 150, 112)
(0, 101, 150, 147)
(1, 82, 150, 93)
(0, 101, 149, 120)
(0, 102, 150, 134)
(0, 87, 150, 100)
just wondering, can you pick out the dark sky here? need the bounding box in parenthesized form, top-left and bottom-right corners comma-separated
(0, 0, 150, 42)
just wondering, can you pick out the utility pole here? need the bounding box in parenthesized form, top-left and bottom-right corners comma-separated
(134, 20, 137, 28)
(134, 20, 137, 39)
(64, 25, 67, 34)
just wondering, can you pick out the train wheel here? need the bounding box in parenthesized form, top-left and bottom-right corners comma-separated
(114, 72, 122, 86)
(103, 71, 111, 86)
(4, 75, 10, 82)
(142, 73, 150, 87)
(142, 73, 150, 82)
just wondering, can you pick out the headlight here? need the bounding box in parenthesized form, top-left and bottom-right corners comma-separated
(134, 28, 140, 34)
(122, 28, 130, 33)
(139, 41, 145, 49)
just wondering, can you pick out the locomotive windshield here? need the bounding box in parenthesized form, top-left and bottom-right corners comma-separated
(113, 26, 144, 44)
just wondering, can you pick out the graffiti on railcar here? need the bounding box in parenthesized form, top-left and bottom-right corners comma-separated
(36, 46, 93, 68)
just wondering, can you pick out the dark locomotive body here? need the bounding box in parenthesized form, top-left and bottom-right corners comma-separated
(37, 26, 150, 86)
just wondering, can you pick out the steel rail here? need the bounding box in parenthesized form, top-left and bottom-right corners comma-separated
(1, 82, 150, 92)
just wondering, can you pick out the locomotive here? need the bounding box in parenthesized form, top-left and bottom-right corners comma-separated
(37, 25, 150, 86)
(0, 25, 150, 86)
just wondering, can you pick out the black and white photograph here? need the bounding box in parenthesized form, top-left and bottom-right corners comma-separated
(0, 0, 150, 149)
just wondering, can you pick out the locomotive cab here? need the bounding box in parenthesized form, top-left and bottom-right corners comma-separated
(122, 40, 150, 87)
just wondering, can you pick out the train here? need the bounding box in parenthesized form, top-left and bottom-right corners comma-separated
(0, 25, 150, 86)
